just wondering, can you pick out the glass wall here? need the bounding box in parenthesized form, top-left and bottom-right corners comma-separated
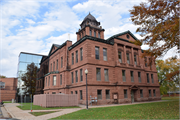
(17, 52, 43, 96)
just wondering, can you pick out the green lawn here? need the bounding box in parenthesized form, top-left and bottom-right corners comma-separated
(30, 111, 58, 116)
(162, 96, 179, 100)
(17, 103, 79, 110)
(51, 98, 179, 119)
(3, 101, 12, 103)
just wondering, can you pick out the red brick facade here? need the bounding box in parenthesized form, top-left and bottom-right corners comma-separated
(37, 13, 161, 105)
(0, 78, 17, 101)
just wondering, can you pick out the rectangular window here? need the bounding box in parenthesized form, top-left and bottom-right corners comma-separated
(140, 89, 143, 98)
(72, 53, 74, 65)
(149, 90, 151, 97)
(153, 89, 156, 97)
(151, 74, 154, 83)
(60, 74, 62, 85)
(61, 57, 63, 68)
(56, 59, 58, 70)
(127, 53, 130, 64)
(96, 68, 101, 81)
(76, 50, 78, 63)
(51, 63, 52, 72)
(94, 31, 96, 37)
(71, 91, 73, 94)
(80, 69, 83, 82)
(147, 73, 149, 83)
(97, 90, 102, 99)
(90, 30, 92, 36)
(71, 72, 74, 83)
(103, 48, 107, 61)
(145, 57, 147, 67)
(52, 92, 56, 94)
(106, 90, 110, 99)
(53, 62, 55, 71)
(76, 70, 78, 82)
(53, 75, 56, 86)
(118, 52, 122, 63)
(124, 89, 127, 98)
(80, 48, 83, 61)
(95, 47, 99, 59)
(104, 69, 109, 81)
(75, 91, 77, 94)
(98, 32, 100, 38)
(134, 55, 137, 65)
(46, 77, 47, 87)
(48, 76, 50, 86)
(138, 72, 141, 83)
(122, 70, 126, 82)
(130, 71, 134, 82)
(80, 90, 83, 100)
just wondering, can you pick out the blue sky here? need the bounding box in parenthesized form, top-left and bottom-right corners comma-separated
(0, 0, 177, 77)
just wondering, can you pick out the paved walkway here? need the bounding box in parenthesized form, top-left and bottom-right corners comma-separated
(4, 100, 166, 120)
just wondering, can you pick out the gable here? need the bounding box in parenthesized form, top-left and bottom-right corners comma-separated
(50, 46, 57, 54)
(107, 30, 138, 43)
(118, 33, 136, 42)
(48, 44, 60, 56)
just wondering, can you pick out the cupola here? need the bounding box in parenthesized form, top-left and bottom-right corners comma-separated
(76, 13, 105, 41)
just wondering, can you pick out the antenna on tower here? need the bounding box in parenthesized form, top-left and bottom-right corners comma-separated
(68, 33, 70, 40)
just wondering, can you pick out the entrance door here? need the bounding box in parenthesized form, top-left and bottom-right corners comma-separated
(131, 90, 134, 103)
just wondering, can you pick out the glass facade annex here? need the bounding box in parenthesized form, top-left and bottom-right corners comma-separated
(17, 52, 44, 95)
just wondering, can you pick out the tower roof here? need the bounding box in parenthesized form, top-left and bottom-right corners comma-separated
(83, 12, 97, 22)
(80, 13, 100, 28)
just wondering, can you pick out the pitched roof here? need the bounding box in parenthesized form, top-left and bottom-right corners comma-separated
(106, 30, 138, 41)
(68, 35, 113, 51)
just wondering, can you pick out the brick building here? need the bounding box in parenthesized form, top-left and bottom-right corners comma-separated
(0, 78, 17, 101)
(37, 13, 161, 105)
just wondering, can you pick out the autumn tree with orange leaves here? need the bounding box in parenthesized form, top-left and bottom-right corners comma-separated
(156, 57, 180, 95)
(129, 0, 179, 58)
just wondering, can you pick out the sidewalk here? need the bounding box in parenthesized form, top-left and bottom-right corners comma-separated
(4, 103, 82, 120)
(4, 100, 165, 120)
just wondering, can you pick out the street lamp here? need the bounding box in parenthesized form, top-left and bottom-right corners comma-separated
(85, 69, 88, 110)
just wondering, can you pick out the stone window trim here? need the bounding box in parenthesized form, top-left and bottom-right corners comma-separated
(126, 50, 131, 53)
(134, 52, 138, 55)
(118, 48, 123, 52)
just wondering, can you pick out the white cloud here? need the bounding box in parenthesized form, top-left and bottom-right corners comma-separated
(26, 19, 36, 24)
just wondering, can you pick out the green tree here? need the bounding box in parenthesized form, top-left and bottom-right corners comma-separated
(156, 57, 180, 95)
(0, 75, 6, 78)
(129, 0, 179, 58)
(21, 63, 37, 96)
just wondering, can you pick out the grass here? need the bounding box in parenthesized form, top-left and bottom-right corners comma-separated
(51, 97, 179, 119)
(3, 101, 12, 103)
(162, 96, 179, 100)
(30, 111, 58, 116)
(17, 103, 79, 110)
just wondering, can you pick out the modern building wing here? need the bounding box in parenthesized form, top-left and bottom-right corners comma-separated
(17, 52, 46, 97)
